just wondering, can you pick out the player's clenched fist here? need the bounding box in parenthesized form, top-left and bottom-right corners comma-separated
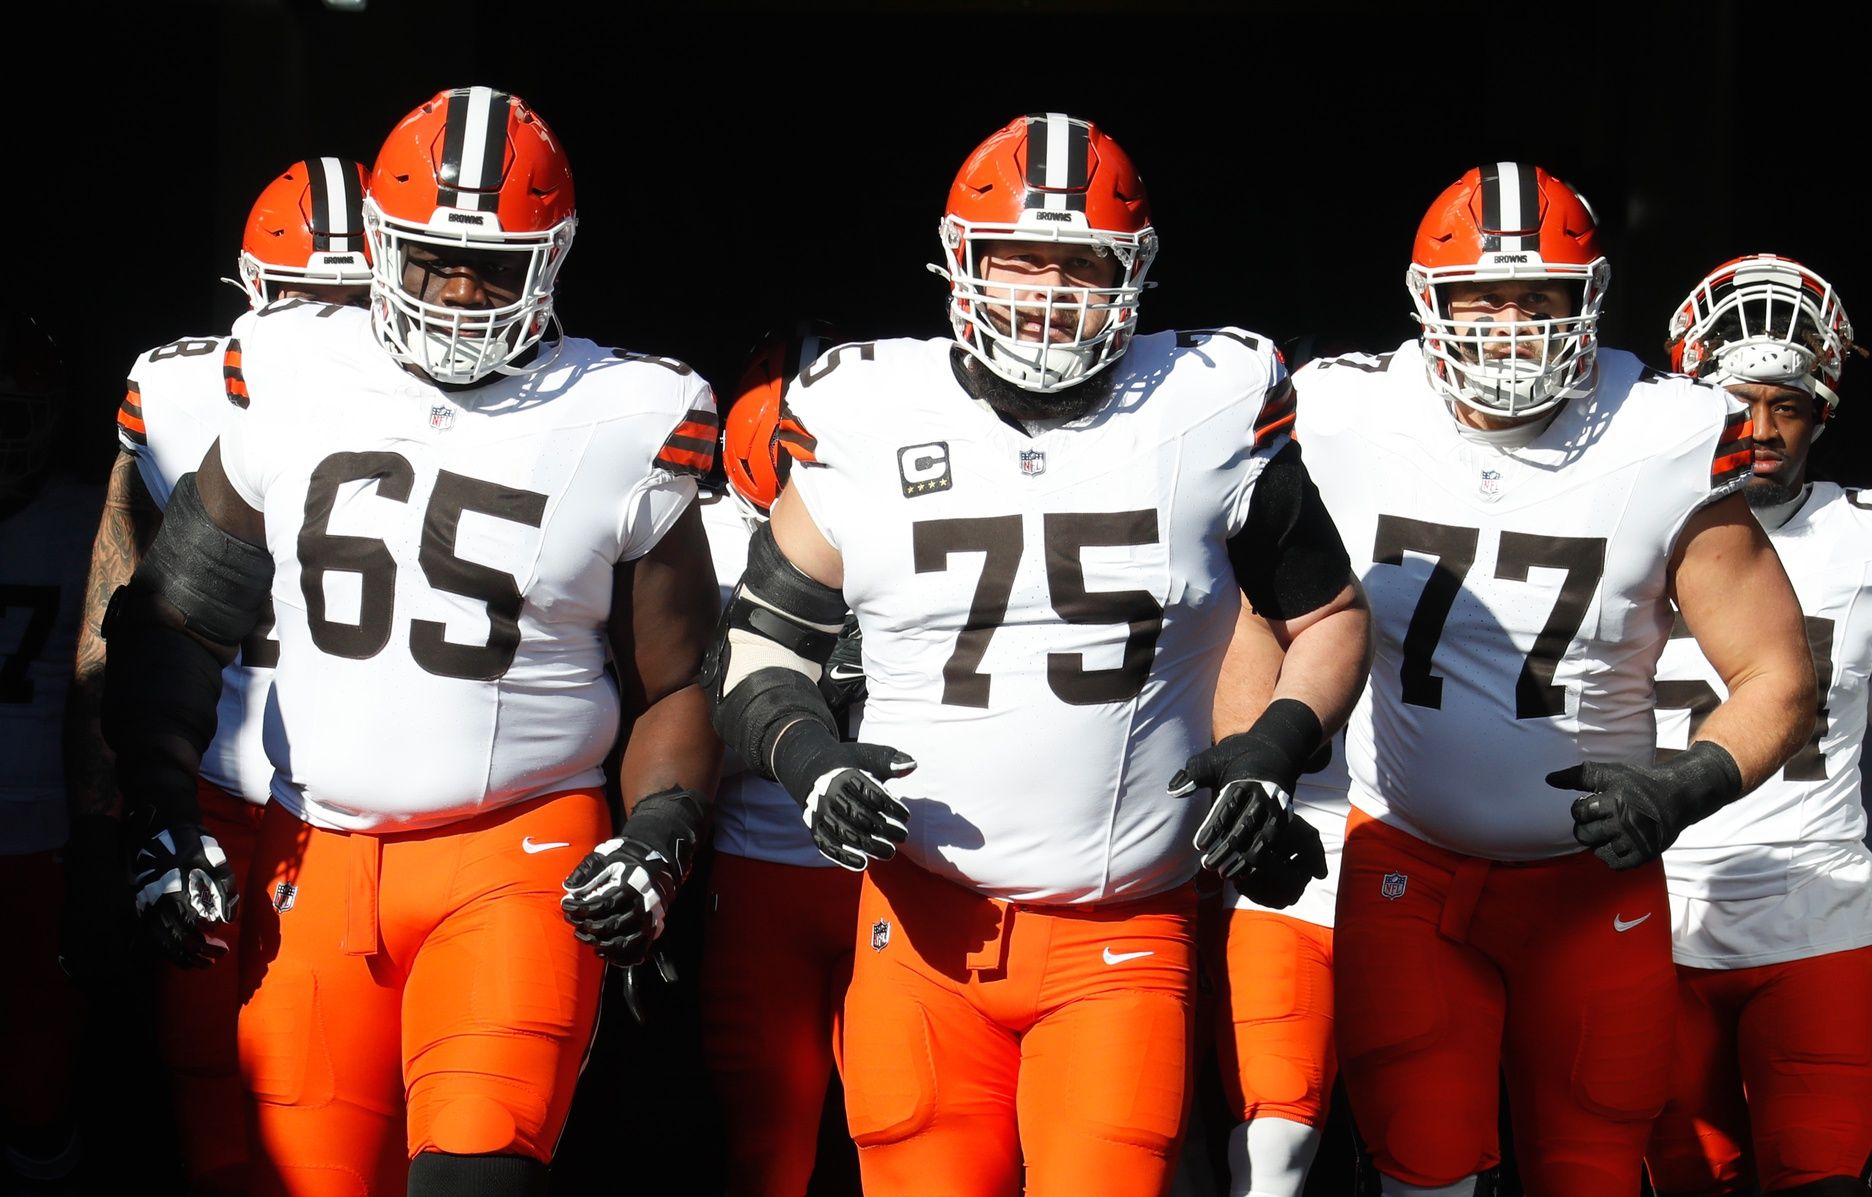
(132, 818, 239, 969)
(561, 788, 705, 966)
(772, 723, 914, 871)
(1169, 697, 1327, 905)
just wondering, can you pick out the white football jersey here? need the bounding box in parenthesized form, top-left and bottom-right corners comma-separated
(121, 332, 276, 804)
(700, 491, 837, 869)
(217, 302, 714, 832)
(1297, 342, 1749, 861)
(0, 477, 104, 853)
(1657, 482, 1872, 966)
(784, 330, 1294, 903)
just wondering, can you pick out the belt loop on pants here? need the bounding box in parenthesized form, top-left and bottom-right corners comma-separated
(1438, 855, 1490, 946)
(965, 898, 1015, 974)
(340, 830, 382, 957)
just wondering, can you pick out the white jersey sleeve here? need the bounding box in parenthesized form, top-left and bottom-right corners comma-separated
(1298, 343, 1748, 860)
(782, 330, 1292, 903)
(0, 478, 104, 853)
(121, 325, 277, 804)
(225, 302, 713, 832)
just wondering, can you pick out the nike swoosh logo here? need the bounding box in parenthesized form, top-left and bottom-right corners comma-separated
(1612, 913, 1651, 932)
(1102, 948, 1155, 965)
(522, 838, 572, 854)
(828, 665, 865, 680)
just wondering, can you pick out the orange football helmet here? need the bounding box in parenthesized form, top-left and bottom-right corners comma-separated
(235, 158, 372, 308)
(363, 86, 576, 385)
(1407, 162, 1610, 419)
(722, 321, 840, 514)
(1667, 254, 1853, 423)
(933, 113, 1156, 392)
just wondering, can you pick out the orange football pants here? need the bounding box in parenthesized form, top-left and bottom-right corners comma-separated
(237, 789, 609, 1197)
(1211, 908, 1335, 1127)
(699, 851, 862, 1197)
(841, 857, 1196, 1197)
(1646, 944, 1872, 1195)
(0, 848, 76, 1131)
(1334, 808, 1677, 1195)
(155, 779, 266, 1196)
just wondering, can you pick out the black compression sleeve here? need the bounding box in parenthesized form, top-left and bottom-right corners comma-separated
(1228, 440, 1354, 621)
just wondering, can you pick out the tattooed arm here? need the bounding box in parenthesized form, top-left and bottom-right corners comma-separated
(64, 449, 162, 822)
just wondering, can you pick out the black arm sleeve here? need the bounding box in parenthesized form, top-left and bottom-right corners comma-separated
(100, 475, 273, 826)
(1227, 440, 1354, 621)
(699, 523, 847, 785)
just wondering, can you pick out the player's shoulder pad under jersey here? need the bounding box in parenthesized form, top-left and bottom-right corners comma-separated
(1818, 481, 1872, 537)
(773, 337, 930, 470)
(1622, 361, 1753, 498)
(120, 332, 236, 449)
(590, 344, 718, 479)
(1123, 326, 1289, 445)
(1288, 346, 1401, 436)
(225, 299, 374, 410)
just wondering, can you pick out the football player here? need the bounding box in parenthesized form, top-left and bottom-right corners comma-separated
(101, 87, 721, 1197)
(63, 156, 372, 1197)
(1, 311, 96, 1193)
(705, 112, 1373, 1197)
(1299, 164, 1816, 1197)
(700, 321, 867, 1197)
(1208, 600, 1352, 1197)
(1646, 255, 1872, 1197)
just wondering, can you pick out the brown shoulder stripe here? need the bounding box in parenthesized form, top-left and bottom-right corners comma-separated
(117, 380, 147, 445)
(223, 339, 249, 409)
(655, 406, 719, 478)
(1253, 376, 1297, 449)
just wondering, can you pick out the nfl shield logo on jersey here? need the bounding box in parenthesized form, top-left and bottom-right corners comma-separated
(429, 404, 454, 432)
(272, 881, 298, 913)
(1019, 449, 1046, 478)
(871, 918, 891, 952)
(1479, 468, 1502, 498)
(1381, 872, 1408, 901)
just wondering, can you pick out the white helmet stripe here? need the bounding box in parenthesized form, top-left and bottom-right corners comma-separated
(309, 156, 362, 252)
(438, 86, 509, 212)
(1024, 112, 1088, 213)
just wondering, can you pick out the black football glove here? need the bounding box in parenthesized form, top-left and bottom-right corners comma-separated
(58, 814, 142, 983)
(561, 788, 705, 967)
(131, 818, 239, 969)
(771, 720, 913, 872)
(1169, 699, 1326, 903)
(1548, 740, 1743, 870)
(818, 614, 867, 722)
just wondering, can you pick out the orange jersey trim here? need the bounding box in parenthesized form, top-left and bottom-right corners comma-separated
(775, 402, 819, 466)
(117, 381, 148, 444)
(223, 340, 249, 409)
(1253, 378, 1297, 450)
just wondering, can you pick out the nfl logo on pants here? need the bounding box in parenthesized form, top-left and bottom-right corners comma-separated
(1381, 872, 1408, 901)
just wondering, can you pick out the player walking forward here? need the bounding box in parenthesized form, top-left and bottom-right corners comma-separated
(102, 87, 720, 1197)
(68, 157, 372, 1196)
(707, 112, 1371, 1197)
(1299, 164, 1815, 1197)
(1647, 254, 1872, 1197)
